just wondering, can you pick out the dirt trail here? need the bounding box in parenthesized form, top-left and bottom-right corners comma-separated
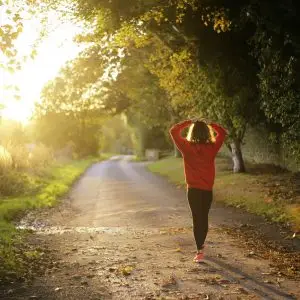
(3, 156, 299, 299)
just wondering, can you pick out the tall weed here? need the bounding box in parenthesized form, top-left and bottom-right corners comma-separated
(2, 141, 29, 170)
(0, 146, 13, 173)
(0, 143, 53, 197)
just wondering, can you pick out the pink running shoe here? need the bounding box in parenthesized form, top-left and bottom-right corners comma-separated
(193, 251, 204, 263)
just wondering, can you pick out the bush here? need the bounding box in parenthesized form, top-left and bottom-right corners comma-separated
(0, 143, 54, 197)
(29, 144, 53, 169)
(3, 142, 29, 170)
(0, 171, 36, 197)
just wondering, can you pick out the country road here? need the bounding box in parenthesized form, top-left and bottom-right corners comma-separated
(3, 156, 299, 300)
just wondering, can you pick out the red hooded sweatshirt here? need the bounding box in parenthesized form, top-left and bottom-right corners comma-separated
(169, 120, 227, 191)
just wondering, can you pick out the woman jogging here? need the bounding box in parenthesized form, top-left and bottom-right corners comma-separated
(169, 118, 227, 262)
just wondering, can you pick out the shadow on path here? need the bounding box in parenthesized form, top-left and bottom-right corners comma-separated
(203, 256, 296, 300)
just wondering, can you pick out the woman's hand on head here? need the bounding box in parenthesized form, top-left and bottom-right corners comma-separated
(188, 116, 213, 124)
(198, 117, 211, 124)
(188, 115, 199, 122)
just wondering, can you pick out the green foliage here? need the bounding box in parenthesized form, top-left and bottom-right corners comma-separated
(28, 144, 53, 168)
(2, 141, 30, 170)
(0, 171, 42, 197)
(99, 115, 134, 153)
(224, 0, 300, 163)
(33, 112, 100, 157)
(0, 143, 53, 198)
(34, 45, 109, 156)
(33, 0, 300, 168)
(67, 0, 257, 162)
(37, 45, 106, 115)
(0, 0, 49, 72)
(0, 120, 55, 197)
(252, 25, 300, 160)
(110, 48, 173, 129)
(0, 120, 28, 145)
(0, 0, 24, 70)
(147, 156, 185, 186)
(146, 36, 256, 150)
(0, 120, 54, 174)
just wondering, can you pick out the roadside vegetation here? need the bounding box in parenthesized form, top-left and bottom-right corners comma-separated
(0, 136, 109, 277)
(148, 156, 300, 232)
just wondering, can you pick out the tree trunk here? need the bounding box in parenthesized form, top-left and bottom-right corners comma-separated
(230, 140, 246, 173)
(174, 144, 182, 158)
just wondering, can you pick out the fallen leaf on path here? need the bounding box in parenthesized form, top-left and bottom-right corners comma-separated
(162, 274, 178, 289)
(109, 267, 117, 272)
(245, 250, 255, 257)
(237, 287, 248, 295)
(218, 279, 231, 285)
(276, 277, 284, 287)
(119, 265, 134, 276)
(263, 279, 273, 284)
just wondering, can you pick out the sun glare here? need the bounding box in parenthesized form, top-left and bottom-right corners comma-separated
(0, 10, 85, 124)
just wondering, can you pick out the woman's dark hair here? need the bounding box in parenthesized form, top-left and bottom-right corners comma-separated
(186, 121, 215, 144)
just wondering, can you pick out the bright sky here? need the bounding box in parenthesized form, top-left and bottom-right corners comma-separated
(0, 9, 84, 124)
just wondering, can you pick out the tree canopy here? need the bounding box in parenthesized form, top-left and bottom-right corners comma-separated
(30, 0, 300, 170)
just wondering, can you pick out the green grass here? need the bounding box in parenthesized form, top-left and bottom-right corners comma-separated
(0, 158, 99, 221)
(131, 155, 148, 162)
(147, 157, 185, 185)
(0, 155, 110, 276)
(99, 152, 118, 160)
(147, 156, 300, 231)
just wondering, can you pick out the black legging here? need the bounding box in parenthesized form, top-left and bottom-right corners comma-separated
(187, 188, 213, 250)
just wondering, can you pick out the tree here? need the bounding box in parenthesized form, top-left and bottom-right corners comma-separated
(0, 0, 49, 71)
(63, 0, 260, 172)
(37, 0, 300, 170)
(34, 46, 110, 156)
(247, 0, 300, 161)
(0, 1, 24, 71)
(103, 49, 174, 156)
(99, 115, 135, 154)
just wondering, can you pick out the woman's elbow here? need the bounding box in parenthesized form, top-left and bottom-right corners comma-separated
(169, 127, 176, 135)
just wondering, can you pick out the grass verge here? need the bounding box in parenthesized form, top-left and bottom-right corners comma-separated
(131, 155, 147, 162)
(147, 156, 300, 232)
(0, 156, 107, 276)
